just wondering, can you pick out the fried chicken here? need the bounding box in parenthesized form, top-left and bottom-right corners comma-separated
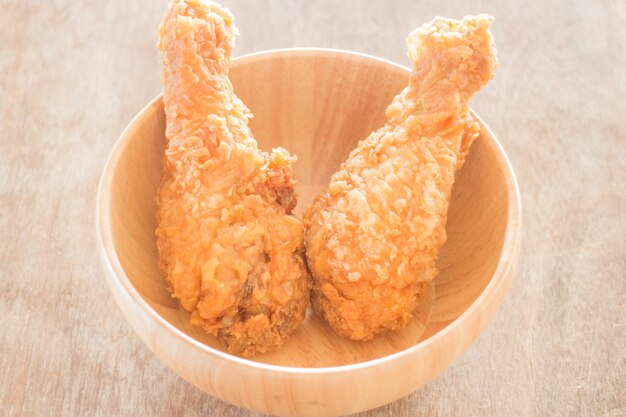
(155, 0, 310, 356)
(304, 15, 497, 340)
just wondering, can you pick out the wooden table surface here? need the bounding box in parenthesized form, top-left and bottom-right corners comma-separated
(1, 1, 624, 416)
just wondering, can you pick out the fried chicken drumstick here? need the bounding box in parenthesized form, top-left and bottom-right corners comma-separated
(156, 0, 310, 356)
(304, 15, 498, 340)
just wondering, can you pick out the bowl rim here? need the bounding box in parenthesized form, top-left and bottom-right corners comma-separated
(96, 47, 522, 375)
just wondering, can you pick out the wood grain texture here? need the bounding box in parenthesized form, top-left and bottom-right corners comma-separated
(0, 0, 624, 416)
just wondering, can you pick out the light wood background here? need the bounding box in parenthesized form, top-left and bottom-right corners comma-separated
(1, 0, 624, 416)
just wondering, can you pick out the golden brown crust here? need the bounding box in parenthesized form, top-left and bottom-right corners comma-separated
(304, 15, 497, 340)
(156, 0, 310, 356)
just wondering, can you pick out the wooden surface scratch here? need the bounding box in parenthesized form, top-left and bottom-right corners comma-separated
(0, 0, 624, 416)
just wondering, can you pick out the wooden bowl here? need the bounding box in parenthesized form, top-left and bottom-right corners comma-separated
(97, 49, 521, 417)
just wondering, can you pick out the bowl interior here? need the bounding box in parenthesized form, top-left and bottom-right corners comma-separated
(108, 50, 509, 367)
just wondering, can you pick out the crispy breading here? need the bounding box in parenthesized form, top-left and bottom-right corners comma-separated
(156, 0, 310, 356)
(304, 15, 498, 340)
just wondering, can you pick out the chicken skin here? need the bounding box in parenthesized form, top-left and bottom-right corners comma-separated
(304, 15, 497, 340)
(156, 0, 310, 356)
